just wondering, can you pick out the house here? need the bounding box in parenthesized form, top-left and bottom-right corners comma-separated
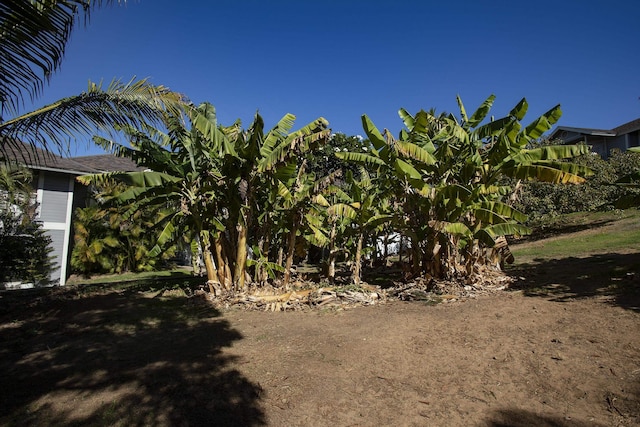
(549, 118, 640, 159)
(1, 142, 140, 286)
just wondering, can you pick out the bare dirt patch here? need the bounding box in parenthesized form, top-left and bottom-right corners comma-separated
(1, 274, 638, 427)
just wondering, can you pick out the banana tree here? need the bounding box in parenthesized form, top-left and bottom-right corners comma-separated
(338, 96, 593, 280)
(323, 168, 392, 285)
(78, 103, 229, 291)
(197, 110, 331, 290)
(81, 103, 330, 292)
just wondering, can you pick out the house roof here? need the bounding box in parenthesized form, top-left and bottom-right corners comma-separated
(1, 141, 142, 175)
(550, 117, 640, 142)
(70, 154, 142, 173)
(612, 118, 640, 135)
(550, 126, 615, 139)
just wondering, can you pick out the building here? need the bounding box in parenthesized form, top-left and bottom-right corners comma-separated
(549, 118, 640, 159)
(1, 142, 140, 286)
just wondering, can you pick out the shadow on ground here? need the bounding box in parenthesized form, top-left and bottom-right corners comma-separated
(507, 252, 640, 312)
(0, 285, 265, 426)
(482, 408, 607, 427)
(514, 218, 617, 243)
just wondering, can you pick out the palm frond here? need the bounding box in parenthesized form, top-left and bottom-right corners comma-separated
(0, 0, 118, 116)
(0, 78, 188, 155)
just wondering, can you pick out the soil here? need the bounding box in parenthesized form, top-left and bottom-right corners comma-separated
(1, 240, 639, 426)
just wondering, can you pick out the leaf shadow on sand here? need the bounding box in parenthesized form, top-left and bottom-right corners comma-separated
(0, 287, 265, 426)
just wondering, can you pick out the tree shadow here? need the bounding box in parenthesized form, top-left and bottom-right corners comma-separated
(507, 252, 640, 312)
(516, 218, 617, 243)
(0, 287, 265, 426)
(482, 408, 607, 427)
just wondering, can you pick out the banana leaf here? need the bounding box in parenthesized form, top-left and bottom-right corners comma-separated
(395, 140, 436, 165)
(475, 223, 531, 247)
(522, 104, 562, 140)
(466, 95, 496, 128)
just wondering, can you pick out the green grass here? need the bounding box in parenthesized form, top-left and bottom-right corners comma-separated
(66, 268, 195, 286)
(61, 267, 205, 299)
(511, 209, 640, 262)
(507, 209, 640, 309)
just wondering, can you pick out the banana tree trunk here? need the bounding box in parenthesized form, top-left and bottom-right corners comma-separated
(198, 231, 220, 294)
(352, 232, 364, 286)
(214, 236, 231, 290)
(234, 222, 248, 291)
(283, 220, 299, 288)
(411, 235, 421, 273)
(277, 246, 284, 267)
(327, 222, 337, 284)
(203, 247, 220, 293)
(258, 226, 272, 284)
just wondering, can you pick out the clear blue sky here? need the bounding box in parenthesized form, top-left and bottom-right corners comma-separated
(25, 0, 640, 156)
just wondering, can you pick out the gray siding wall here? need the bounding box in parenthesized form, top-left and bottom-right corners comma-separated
(37, 171, 74, 285)
(45, 229, 65, 282)
(40, 172, 71, 223)
(610, 136, 628, 153)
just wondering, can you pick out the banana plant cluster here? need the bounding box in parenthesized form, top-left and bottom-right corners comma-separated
(79, 103, 331, 292)
(336, 96, 592, 279)
(78, 95, 593, 288)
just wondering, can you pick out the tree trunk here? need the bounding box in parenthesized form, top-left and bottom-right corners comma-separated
(203, 247, 220, 292)
(277, 246, 284, 267)
(234, 222, 248, 291)
(283, 220, 298, 288)
(327, 222, 337, 284)
(352, 232, 364, 286)
(411, 235, 421, 274)
(214, 236, 230, 290)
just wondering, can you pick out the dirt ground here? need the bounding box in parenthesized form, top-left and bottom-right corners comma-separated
(1, 252, 639, 426)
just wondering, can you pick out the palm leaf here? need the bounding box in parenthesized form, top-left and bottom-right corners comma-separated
(189, 102, 233, 156)
(305, 223, 330, 247)
(0, 78, 188, 155)
(0, 0, 119, 116)
(364, 214, 393, 229)
(473, 116, 514, 141)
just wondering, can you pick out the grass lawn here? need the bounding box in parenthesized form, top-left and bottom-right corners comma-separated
(507, 208, 640, 310)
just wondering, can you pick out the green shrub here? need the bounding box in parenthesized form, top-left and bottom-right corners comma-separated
(0, 211, 57, 285)
(512, 148, 640, 221)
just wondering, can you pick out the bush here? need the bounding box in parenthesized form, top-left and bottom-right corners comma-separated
(512, 148, 640, 221)
(0, 211, 57, 285)
(71, 204, 177, 276)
